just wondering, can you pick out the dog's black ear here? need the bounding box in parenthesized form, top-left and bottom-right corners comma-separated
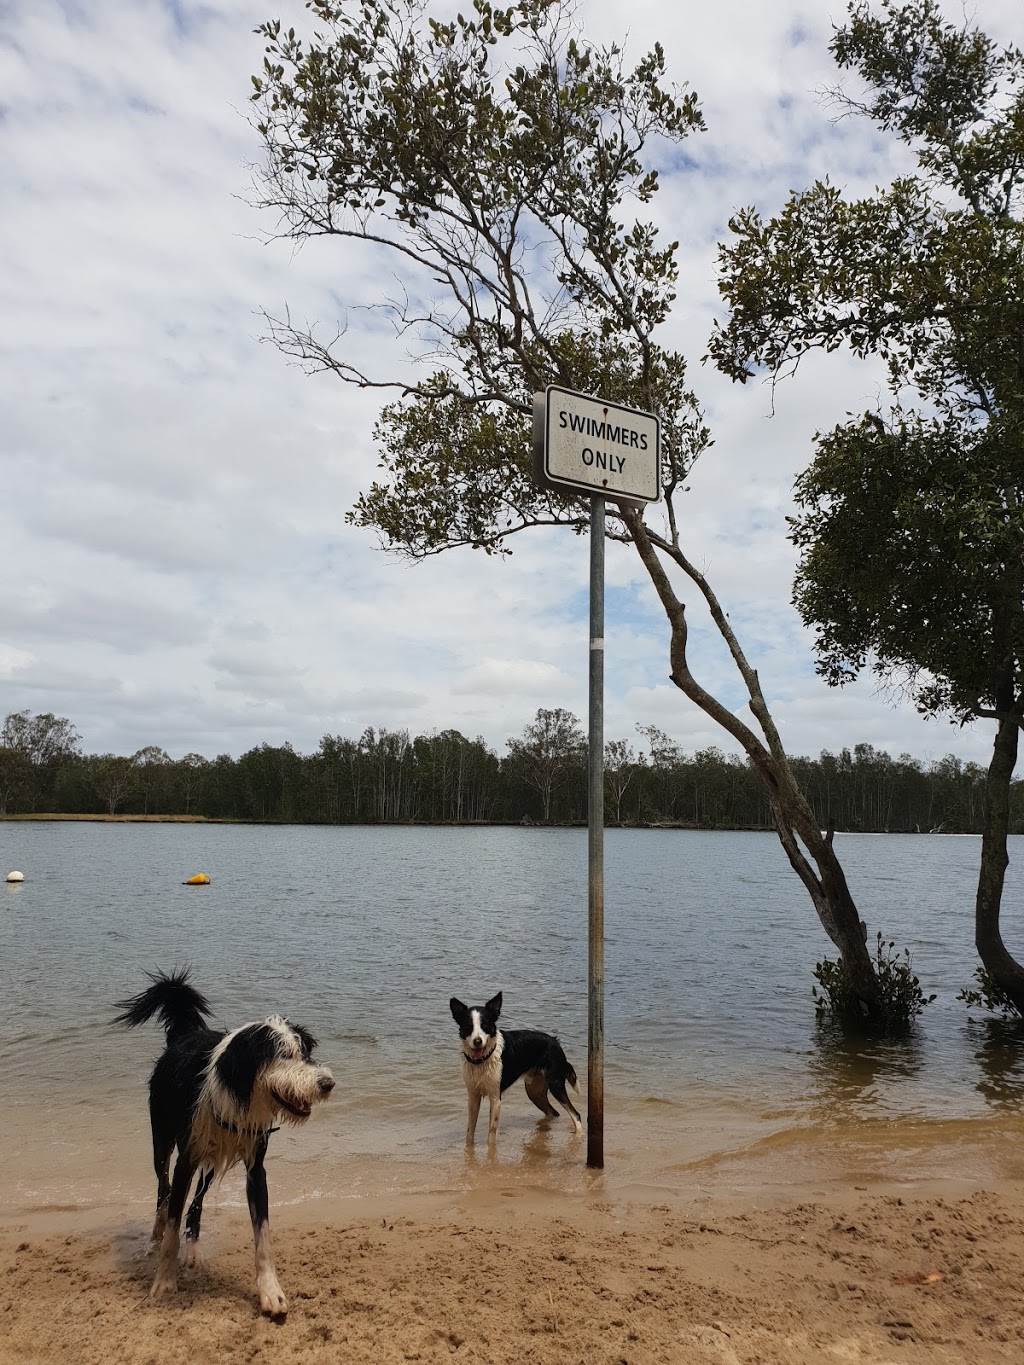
(485, 991, 502, 1018)
(292, 1024, 318, 1059)
(216, 1023, 280, 1106)
(449, 997, 468, 1022)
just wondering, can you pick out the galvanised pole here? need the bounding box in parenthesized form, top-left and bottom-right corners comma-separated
(588, 493, 605, 1169)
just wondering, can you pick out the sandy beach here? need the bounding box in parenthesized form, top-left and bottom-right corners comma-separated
(3, 1176, 1024, 1365)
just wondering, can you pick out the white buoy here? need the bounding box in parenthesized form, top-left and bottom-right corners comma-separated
(6, 871, 24, 883)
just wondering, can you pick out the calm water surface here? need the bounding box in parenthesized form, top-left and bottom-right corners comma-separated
(3, 823, 1024, 1214)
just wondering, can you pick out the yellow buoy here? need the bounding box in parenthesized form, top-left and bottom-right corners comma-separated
(6, 870, 24, 883)
(183, 873, 211, 886)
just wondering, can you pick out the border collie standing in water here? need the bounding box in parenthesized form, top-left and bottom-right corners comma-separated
(449, 992, 582, 1143)
(114, 969, 335, 1317)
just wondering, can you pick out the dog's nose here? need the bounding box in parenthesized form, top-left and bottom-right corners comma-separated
(319, 1075, 335, 1095)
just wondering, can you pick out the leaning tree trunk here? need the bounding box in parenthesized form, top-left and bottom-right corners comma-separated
(975, 706, 1024, 1013)
(621, 504, 882, 1021)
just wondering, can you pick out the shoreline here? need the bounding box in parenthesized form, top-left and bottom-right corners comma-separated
(1, 812, 225, 822)
(1, 812, 980, 832)
(3, 1177, 1023, 1363)
(1, 813, 775, 828)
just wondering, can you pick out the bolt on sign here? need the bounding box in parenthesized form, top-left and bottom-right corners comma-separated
(533, 385, 661, 504)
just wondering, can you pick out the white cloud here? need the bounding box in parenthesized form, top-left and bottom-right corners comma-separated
(452, 658, 572, 699)
(0, 645, 34, 679)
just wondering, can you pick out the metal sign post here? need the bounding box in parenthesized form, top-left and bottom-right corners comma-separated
(588, 493, 605, 1169)
(532, 385, 660, 1171)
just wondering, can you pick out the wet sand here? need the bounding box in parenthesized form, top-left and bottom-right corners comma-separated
(3, 1172, 1024, 1364)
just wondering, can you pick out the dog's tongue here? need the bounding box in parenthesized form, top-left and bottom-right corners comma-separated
(470, 1045, 486, 1059)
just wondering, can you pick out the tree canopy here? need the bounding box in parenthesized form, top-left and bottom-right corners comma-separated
(789, 412, 1023, 725)
(251, 0, 709, 556)
(0, 707, 1009, 834)
(710, 0, 1024, 732)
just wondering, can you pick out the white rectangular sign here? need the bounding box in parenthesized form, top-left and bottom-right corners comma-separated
(534, 385, 661, 503)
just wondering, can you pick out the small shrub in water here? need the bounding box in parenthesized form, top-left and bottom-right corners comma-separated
(812, 933, 935, 1036)
(957, 967, 1024, 1020)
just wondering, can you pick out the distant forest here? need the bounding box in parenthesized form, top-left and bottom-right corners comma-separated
(2, 707, 1021, 834)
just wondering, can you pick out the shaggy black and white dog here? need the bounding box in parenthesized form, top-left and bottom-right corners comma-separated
(449, 992, 582, 1143)
(114, 969, 334, 1317)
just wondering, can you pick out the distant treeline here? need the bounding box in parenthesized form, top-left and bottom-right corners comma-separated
(1, 707, 1020, 833)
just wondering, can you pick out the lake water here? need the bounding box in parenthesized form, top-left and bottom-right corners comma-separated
(3, 822, 1024, 1220)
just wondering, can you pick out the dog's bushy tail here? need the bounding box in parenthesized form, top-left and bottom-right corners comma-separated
(113, 968, 212, 1039)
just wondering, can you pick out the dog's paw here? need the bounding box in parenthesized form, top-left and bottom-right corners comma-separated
(181, 1239, 204, 1268)
(149, 1270, 178, 1300)
(258, 1275, 288, 1319)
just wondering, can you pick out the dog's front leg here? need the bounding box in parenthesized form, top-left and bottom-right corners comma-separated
(247, 1141, 287, 1319)
(151, 1152, 195, 1300)
(486, 1091, 501, 1144)
(465, 1088, 482, 1143)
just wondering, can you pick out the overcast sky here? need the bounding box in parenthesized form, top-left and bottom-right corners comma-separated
(2, 0, 1019, 766)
